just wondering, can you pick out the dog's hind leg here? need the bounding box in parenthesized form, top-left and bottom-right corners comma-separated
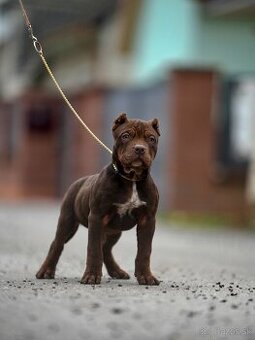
(36, 211, 79, 279)
(103, 232, 130, 279)
(36, 179, 85, 279)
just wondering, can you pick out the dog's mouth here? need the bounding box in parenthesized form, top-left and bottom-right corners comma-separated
(131, 159, 143, 167)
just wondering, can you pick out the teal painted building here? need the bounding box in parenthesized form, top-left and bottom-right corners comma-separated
(133, 0, 255, 83)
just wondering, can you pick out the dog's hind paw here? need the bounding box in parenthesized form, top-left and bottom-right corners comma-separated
(36, 267, 55, 279)
(108, 269, 130, 280)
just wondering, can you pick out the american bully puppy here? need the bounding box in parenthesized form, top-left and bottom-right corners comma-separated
(36, 113, 160, 285)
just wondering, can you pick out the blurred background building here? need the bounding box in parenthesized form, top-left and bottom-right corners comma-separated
(1, 0, 255, 223)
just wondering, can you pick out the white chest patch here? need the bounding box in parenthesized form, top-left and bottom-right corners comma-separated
(114, 183, 146, 217)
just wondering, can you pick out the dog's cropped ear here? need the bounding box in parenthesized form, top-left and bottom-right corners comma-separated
(151, 118, 160, 136)
(112, 112, 128, 132)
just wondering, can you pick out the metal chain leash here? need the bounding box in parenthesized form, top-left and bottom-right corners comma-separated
(18, 0, 113, 155)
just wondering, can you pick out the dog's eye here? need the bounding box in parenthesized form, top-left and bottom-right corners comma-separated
(149, 135, 156, 143)
(121, 132, 130, 141)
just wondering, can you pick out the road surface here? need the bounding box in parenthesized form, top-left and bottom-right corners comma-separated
(0, 202, 255, 340)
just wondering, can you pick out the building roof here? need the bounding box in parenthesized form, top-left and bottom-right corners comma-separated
(200, 0, 255, 17)
(0, 0, 118, 99)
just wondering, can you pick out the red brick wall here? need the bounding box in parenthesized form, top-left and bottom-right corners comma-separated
(0, 103, 21, 198)
(17, 93, 61, 198)
(169, 69, 248, 221)
(0, 88, 104, 199)
(70, 87, 104, 181)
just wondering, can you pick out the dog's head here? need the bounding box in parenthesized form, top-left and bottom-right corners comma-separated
(112, 113, 160, 180)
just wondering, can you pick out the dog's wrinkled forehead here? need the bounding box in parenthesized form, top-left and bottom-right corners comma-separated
(112, 113, 160, 139)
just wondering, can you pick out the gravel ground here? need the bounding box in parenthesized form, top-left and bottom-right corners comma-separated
(0, 202, 255, 340)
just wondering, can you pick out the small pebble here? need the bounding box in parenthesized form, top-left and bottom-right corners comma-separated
(112, 308, 123, 314)
(231, 304, 238, 309)
(187, 311, 199, 318)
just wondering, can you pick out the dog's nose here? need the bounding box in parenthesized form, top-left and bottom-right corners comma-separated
(134, 145, 145, 155)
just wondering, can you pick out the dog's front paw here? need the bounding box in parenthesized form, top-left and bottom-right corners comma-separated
(36, 267, 55, 279)
(80, 273, 101, 285)
(136, 274, 160, 286)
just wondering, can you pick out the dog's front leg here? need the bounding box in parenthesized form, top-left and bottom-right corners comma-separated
(81, 213, 104, 285)
(135, 217, 160, 285)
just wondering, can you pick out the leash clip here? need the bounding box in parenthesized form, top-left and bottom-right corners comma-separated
(28, 24, 43, 54)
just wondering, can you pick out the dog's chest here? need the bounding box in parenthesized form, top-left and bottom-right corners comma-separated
(114, 183, 146, 217)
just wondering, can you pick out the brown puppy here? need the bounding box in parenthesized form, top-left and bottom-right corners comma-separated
(36, 113, 160, 285)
